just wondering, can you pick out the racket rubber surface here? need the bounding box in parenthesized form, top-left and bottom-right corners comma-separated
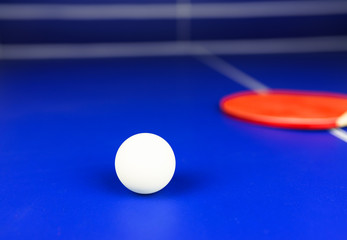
(220, 90, 347, 130)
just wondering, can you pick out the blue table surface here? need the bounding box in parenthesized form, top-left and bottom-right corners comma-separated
(1, 53, 347, 239)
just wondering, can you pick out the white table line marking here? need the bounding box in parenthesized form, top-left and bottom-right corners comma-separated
(330, 128, 347, 143)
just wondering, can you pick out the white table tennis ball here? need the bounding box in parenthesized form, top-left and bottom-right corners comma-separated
(115, 133, 176, 194)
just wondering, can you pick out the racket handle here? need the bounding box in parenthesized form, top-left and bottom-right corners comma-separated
(337, 111, 347, 127)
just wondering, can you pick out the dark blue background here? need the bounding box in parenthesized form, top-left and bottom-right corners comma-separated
(1, 16, 346, 44)
(1, 1, 347, 44)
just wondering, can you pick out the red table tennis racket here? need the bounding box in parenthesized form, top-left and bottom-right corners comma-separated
(220, 90, 347, 130)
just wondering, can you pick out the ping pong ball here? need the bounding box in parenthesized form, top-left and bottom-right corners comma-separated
(115, 133, 176, 194)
